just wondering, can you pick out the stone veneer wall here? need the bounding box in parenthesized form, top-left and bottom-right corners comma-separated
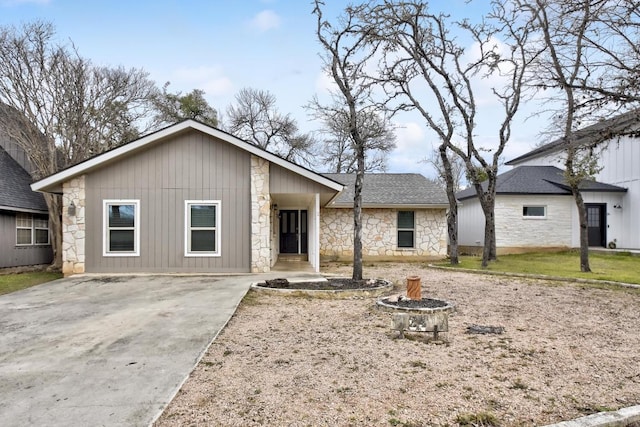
(62, 175, 86, 275)
(250, 156, 271, 272)
(320, 208, 447, 258)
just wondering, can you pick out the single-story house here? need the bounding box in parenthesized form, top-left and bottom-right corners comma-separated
(0, 144, 53, 268)
(31, 120, 448, 275)
(456, 165, 627, 253)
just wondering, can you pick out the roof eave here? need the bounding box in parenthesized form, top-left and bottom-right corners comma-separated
(0, 205, 49, 214)
(328, 203, 449, 209)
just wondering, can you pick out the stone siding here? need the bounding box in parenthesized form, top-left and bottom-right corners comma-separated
(250, 156, 271, 272)
(62, 175, 86, 275)
(319, 208, 447, 259)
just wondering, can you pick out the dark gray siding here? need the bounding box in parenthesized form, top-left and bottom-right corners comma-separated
(84, 130, 251, 273)
(0, 210, 53, 268)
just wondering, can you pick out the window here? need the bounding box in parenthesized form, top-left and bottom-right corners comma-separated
(16, 213, 50, 246)
(185, 200, 221, 257)
(103, 200, 140, 256)
(523, 205, 546, 218)
(397, 211, 415, 248)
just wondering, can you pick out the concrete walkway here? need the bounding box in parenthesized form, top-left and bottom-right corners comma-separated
(0, 273, 318, 426)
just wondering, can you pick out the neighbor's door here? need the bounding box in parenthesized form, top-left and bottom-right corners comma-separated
(279, 210, 299, 253)
(586, 204, 606, 247)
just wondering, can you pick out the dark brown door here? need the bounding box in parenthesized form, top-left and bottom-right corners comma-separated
(586, 204, 606, 247)
(279, 210, 298, 253)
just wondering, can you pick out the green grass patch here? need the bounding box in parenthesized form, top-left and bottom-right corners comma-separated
(0, 272, 63, 296)
(438, 251, 640, 284)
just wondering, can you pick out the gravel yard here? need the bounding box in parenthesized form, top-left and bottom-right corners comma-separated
(155, 263, 640, 426)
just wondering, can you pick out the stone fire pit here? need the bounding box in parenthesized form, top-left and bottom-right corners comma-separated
(377, 276, 455, 342)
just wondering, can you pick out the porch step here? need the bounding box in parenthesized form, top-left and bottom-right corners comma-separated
(278, 254, 308, 262)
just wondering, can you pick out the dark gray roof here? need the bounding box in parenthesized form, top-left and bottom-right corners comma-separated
(0, 146, 48, 212)
(456, 166, 627, 201)
(507, 109, 640, 165)
(323, 173, 448, 206)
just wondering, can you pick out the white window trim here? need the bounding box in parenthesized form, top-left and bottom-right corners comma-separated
(184, 200, 221, 257)
(34, 218, 50, 245)
(15, 213, 50, 246)
(397, 210, 416, 249)
(523, 205, 547, 220)
(15, 213, 33, 246)
(103, 199, 140, 257)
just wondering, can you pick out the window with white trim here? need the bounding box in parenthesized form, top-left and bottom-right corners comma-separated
(397, 211, 415, 248)
(103, 200, 140, 256)
(523, 205, 546, 218)
(185, 200, 221, 257)
(16, 213, 50, 246)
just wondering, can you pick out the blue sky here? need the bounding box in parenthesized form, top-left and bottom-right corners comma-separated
(0, 0, 550, 178)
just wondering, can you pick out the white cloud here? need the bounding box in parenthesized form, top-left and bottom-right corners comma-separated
(249, 10, 281, 32)
(169, 65, 234, 98)
(387, 120, 437, 175)
(314, 71, 336, 95)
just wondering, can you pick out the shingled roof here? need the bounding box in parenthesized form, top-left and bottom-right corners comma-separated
(456, 165, 627, 201)
(507, 109, 640, 165)
(323, 173, 448, 207)
(0, 146, 48, 213)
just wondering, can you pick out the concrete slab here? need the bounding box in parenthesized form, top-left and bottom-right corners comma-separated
(0, 274, 264, 426)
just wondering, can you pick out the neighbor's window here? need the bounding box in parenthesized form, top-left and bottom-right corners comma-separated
(397, 211, 415, 248)
(16, 213, 50, 246)
(185, 200, 221, 256)
(103, 200, 140, 256)
(523, 205, 546, 218)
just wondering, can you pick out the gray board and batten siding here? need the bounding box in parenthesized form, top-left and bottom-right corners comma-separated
(0, 212, 53, 268)
(84, 130, 252, 273)
(271, 163, 334, 194)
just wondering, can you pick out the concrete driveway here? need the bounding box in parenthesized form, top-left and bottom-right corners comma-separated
(0, 274, 276, 426)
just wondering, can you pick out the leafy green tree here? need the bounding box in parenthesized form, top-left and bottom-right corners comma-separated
(152, 82, 218, 127)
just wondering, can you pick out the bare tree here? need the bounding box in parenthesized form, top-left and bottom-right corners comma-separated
(225, 87, 317, 166)
(365, 1, 538, 267)
(524, 0, 640, 272)
(313, 0, 383, 280)
(0, 21, 157, 268)
(311, 107, 396, 173)
(423, 147, 466, 193)
(151, 82, 218, 128)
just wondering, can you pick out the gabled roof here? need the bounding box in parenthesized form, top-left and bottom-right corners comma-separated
(32, 120, 344, 194)
(323, 173, 448, 207)
(507, 109, 640, 165)
(456, 166, 627, 201)
(0, 146, 48, 213)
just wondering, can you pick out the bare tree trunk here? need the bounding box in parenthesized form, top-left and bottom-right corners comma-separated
(44, 193, 62, 269)
(571, 186, 591, 272)
(481, 204, 496, 268)
(439, 144, 458, 264)
(352, 148, 365, 280)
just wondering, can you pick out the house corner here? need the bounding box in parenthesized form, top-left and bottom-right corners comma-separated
(250, 156, 271, 273)
(62, 175, 86, 276)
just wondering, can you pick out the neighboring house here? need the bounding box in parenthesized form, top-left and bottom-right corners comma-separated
(0, 144, 53, 268)
(31, 120, 448, 276)
(457, 110, 639, 253)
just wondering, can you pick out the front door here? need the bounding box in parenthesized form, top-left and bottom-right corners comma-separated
(279, 210, 299, 253)
(279, 210, 308, 254)
(586, 204, 606, 247)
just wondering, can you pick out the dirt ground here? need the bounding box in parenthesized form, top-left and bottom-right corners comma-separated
(155, 263, 640, 427)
